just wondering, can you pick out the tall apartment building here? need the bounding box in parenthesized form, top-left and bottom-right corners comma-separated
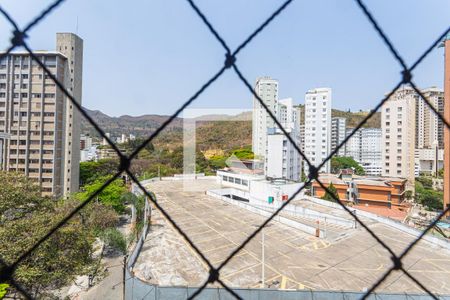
(345, 127, 382, 176)
(252, 76, 279, 159)
(415, 87, 444, 149)
(331, 117, 346, 156)
(345, 128, 362, 161)
(295, 105, 305, 153)
(266, 98, 301, 181)
(361, 128, 382, 163)
(304, 88, 332, 175)
(0, 33, 83, 197)
(381, 87, 416, 184)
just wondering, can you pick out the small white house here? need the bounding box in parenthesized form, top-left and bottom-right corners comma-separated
(216, 170, 303, 204)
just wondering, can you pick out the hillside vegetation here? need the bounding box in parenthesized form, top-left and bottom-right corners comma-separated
(331, 109, 381, 128)
(81, 107, 380, 152)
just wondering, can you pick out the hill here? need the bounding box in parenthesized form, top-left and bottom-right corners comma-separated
(331, 109, 381, 128)
(80, 108, 183, 138)
(81, 107, 380, 151)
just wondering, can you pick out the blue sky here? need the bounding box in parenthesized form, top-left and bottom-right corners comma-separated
(0, 0, 449, 117)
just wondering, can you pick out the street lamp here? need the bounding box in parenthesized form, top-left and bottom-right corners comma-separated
(253, 223, 273, 288)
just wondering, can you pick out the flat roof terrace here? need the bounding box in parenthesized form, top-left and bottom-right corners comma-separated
(133, 179, 450, 294)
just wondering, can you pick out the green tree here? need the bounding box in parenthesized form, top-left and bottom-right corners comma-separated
(0, 284, 9, 299)
(100, 228, 127, 254)
(79, 159, 119, 186)
(122, 137, 154, 154)
(331, 157, 365, 175)
(231, 147, 254, 160)
(208, 155, 228, 170)
(416, 176, 433, 189)
(415, 181, 443, 211)
(77, 176, 128, 213)
(0, 171, 117, 298)
(321, 183, 340, 201)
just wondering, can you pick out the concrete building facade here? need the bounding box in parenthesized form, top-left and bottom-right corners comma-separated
(312, 174, 407, 208)
(252, 77, 279, 159)
(331, 117, 346, 157)
(265, 98, 301, 181)
(295, 105, 305, 153)
(414, 147, 443, 176)
(304, 88, 332, 175)
(381, 87, 417, 185)
(416, 87, 444, 149)
(0, 33, 82, 197)
(345, 128, 362, 161)
(251, 78, 301, 181)
(345, 127, 382, 176)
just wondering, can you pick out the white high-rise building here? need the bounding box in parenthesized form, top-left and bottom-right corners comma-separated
(344, 128, 382, 176)
(361, 128, 382, 163)
(345, 128, 362, 162)
(331, 117, 346, 156)
(381, 86, 416, 184)
(304, 88, 332, 175)
(252, 77, 279, 159)
(251, 78, 301, 181)
(266, 98, 301, 181)
(415, 87, 444, 149)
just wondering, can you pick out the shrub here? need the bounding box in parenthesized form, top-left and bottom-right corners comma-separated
(101, 228, 127, 254)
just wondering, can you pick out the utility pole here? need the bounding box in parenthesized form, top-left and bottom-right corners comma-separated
(442, 33, 450, 218)
(261, 228, 265, 288)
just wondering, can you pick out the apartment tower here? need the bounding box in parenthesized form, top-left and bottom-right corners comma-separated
(381, 86, 416, 185)
(266, 98, 301, 181)
(416, 87, 444, 149)
(252, 77, 279, 159)
(345, 127, 382, 176)
(331, 117, 346, 157)
(304, 88, 332, 175)
(295, 105, 305, 154)
(0, 33, 83, 197)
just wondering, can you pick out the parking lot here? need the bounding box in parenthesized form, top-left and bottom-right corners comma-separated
(133, 179, 450, 294)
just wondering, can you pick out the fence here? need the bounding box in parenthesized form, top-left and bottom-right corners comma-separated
(127, 180, 153, 269)
(0, 0, 449, 299)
